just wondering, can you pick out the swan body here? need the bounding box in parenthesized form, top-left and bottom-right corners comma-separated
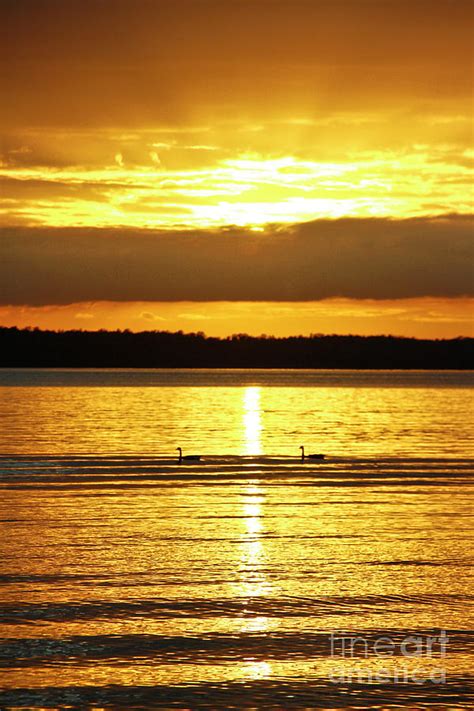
(300, 445, 325, 461)
(176, 447, 201, 463)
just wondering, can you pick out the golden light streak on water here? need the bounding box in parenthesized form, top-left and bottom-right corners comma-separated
(242, 386, 262, 455)
(237, 481, 272, 688)
(238, 483, 270, 602)
(0, 368, 473, 707)
(243, 660, 273, 682)
(0, 372, 472, 457)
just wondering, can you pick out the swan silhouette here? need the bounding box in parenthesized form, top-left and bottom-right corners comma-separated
(300, 445, 325, 461)
(176, 447, 201, 464)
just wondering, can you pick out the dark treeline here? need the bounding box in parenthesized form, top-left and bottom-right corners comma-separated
(0, 327, 472, 369)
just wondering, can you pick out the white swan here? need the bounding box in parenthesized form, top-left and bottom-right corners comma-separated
(176, 447, 201, 464)
(300, 445, 325, 461)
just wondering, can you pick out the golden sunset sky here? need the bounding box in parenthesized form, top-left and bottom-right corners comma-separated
(1, 0, 473, 337)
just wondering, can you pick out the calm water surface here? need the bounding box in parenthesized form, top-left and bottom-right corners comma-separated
(0, 369, 473, 709)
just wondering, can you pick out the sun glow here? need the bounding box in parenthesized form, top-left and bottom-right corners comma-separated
(2, 133, 471, 229)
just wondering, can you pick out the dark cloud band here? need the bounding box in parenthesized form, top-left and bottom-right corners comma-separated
(1, 216, 472, 305)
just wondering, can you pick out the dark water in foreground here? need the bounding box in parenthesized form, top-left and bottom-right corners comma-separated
(0, 370, 473, 708)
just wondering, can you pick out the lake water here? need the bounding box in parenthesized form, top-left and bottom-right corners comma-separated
(0, 369, 473, 709)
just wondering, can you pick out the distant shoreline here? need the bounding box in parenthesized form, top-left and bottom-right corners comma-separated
(1, 327, 472, 370)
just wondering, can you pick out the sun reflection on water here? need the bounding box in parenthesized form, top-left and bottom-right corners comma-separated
(242, 659, 273, 682)
(242, 386, 262, 455)
(238, 480, 274, 680)
(240, 487, 268, 599)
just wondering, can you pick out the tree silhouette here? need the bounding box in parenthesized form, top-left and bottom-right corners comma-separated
(0, 327, 472, 369)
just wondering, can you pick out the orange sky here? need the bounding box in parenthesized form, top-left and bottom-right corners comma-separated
(1, 0, 473, 338)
